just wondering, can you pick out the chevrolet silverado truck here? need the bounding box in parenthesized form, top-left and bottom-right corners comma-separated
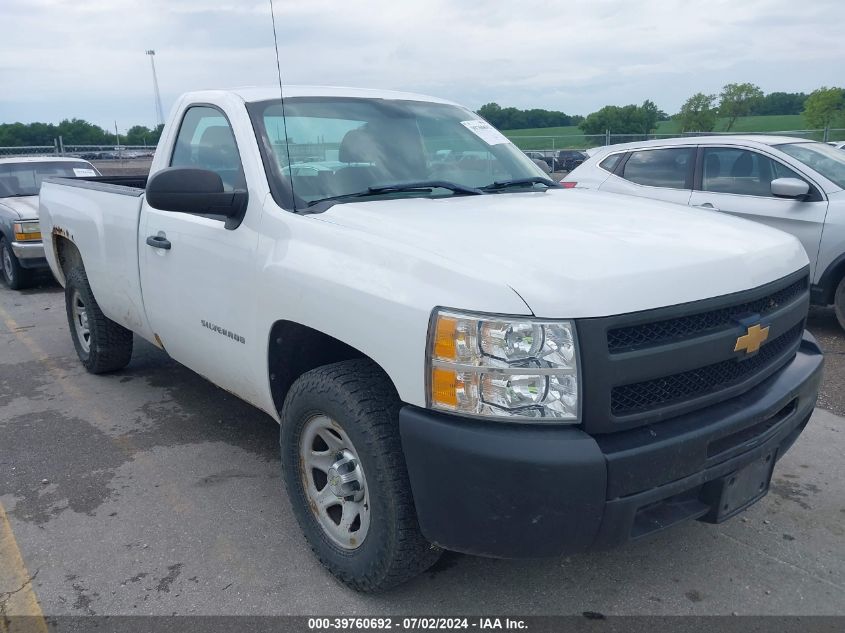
(38, 86, 823, 592)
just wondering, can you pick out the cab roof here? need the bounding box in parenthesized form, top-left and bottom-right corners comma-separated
(185, 85, 461, 107)
(594, 135, 817, 155)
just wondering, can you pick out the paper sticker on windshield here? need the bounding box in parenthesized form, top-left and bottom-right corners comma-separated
(73, 168, 97, 177)
(461, 120, 510, 146)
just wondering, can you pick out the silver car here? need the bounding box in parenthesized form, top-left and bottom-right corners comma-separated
(563, 136, 845, 329)
(0, 157, 100, 289)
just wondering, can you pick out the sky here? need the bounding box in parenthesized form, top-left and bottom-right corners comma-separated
(1, 0, 844, 132)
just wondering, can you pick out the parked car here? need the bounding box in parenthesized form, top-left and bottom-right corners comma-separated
(39, 87, 821, 592)
(563, 135, 845, 329)
(556, 149, 587, 171)
(831, 141, 845, 151)
(0, 157, 99, 289)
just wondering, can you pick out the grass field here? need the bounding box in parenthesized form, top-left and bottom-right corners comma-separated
(502, 114, 814, 149)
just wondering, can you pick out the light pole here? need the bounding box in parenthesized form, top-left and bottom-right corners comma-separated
(146, 49, 165, 128)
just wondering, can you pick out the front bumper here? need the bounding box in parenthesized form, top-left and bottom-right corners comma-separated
(11, 241, 48, 269)
(399, 332, 823, 558)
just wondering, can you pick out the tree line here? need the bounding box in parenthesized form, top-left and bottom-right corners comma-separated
(3, 84, 844, 146)
(476, 103, 584, 130)
(477, 85, 844, 135)
(0, 119, 164, 147)
(674, 84, 844, 133)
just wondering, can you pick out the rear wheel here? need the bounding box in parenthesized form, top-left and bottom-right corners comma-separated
(280, 359, 441, 592)
(0, 237, 32, 290)
(834, 275, 845, 331)
(64, 265, 133, 373)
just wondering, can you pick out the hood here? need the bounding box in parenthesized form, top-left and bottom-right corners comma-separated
(0, 195, 39, 220)
(315, 188, 808, 318)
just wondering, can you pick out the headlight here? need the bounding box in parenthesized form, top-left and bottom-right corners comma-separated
(13, 221, 41, 242)
(427, 309, 580, 422)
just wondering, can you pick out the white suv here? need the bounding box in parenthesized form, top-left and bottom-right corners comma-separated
(563, 136, 845, 329)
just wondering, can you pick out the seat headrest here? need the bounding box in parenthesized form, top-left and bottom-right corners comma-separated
(197, 126, 239, 171)
(339, 127, 380, 164)
(731, 152, 754, 177)
(199, 125, 236, 148)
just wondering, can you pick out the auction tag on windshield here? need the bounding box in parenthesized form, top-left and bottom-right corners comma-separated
(73, 168, 97, 177)
(461, 120, 510, 145)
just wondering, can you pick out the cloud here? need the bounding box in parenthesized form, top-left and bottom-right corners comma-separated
(1, 0, 844, 130)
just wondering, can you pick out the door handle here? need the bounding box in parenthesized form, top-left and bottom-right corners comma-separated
(146, 234, 172, 250)
(695, 202, 720, 211)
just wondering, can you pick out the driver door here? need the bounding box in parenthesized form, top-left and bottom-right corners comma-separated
(139, 104, 264, 405)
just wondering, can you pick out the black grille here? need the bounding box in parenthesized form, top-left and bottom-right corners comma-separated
(607, 276, 808, 353)
(610, 322, 804, 416)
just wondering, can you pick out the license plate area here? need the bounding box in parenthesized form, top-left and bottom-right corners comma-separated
(700, 450, 777, 522)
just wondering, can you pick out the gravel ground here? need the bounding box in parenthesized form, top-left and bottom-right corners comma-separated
(807, 306, 845, 416)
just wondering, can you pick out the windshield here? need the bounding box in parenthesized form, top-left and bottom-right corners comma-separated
(250, 97, 548, 208)
(775, 142, 845, 189)
(0, 161, 99, 197)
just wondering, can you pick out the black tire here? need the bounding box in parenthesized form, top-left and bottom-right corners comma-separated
(280, 359, 441, 592)
(0, 236, 33, 290)
(64, 265, 133, 373)
(835, 275, 845, 332)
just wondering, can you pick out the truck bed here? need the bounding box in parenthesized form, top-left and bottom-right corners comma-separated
(81, 175, 149, 189)
(39, 176, 156, 343)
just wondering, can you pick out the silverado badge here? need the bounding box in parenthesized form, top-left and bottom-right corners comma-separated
(734, 323, 770, 354)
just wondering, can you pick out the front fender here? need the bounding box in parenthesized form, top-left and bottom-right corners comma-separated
(254, 201, 530, 408)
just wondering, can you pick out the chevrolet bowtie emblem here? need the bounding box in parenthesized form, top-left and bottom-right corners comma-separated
(734, 323, 770, 354)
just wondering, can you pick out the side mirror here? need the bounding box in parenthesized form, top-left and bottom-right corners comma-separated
(771, 177, 809, 199)
(532, 158, 552, 174)
(146, 167, 248, 229)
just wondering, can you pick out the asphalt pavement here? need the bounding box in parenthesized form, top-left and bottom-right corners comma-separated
(1, 277, 844, 617)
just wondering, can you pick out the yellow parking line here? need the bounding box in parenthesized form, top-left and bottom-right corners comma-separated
(0, 502, 47, 632)
(0, 298, 195, 614)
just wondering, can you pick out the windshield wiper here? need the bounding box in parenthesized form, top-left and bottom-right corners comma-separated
(481, 177, 561, 191)
(307, 180, 483, 207)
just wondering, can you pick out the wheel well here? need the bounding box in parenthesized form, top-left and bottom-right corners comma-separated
(816, 256, 845, 305)
(53, 235, 84, 285)
(268, 321, 387, 415)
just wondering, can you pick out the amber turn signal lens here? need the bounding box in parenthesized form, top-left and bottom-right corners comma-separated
(14, 231, 41, 241)
(433, 316, 458, 361)
(431, 367, 458, 408)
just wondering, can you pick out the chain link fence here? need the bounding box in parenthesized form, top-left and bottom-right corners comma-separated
(0, 144, 156, 159)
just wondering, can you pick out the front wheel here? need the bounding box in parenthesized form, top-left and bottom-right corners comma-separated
(280, 359, 441, 592)
(64, 266, 133, 373)
(0, 237, 32, 290)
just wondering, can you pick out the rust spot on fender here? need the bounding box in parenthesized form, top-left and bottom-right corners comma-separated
(52, 225, 73, 240)
(153, 333, 166, 351)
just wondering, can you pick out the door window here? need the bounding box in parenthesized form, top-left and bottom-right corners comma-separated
(701, 147, 802, 197)
(599, 153, 624, 173)
(620, 148, 693, 188)
(170, 106, 246, 191)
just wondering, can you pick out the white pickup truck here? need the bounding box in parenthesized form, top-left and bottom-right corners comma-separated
(39, 86, 823, 592)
